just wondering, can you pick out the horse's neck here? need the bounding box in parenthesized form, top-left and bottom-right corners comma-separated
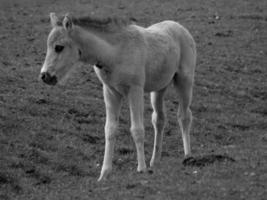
(71, 26, 116, 67)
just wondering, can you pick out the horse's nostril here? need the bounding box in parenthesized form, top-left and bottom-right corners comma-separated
(41, 72, 47, 81)
(40, 72, 57, 85)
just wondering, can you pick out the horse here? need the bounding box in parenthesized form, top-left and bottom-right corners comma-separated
(40, 13, 197, 181)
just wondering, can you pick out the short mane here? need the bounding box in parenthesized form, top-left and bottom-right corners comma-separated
(59, 15, 131, 32)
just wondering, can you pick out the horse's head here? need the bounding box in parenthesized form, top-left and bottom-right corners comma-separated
(40, 13, 80, 85)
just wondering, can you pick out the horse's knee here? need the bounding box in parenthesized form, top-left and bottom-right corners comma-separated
(152, 111, 166, 128)
(130, 126, 145, 143)
(178, 108, 192, 126)
(105, 122, 118, 141)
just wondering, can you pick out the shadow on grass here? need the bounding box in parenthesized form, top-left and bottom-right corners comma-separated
(182, 154, 235, 167)
(0, 171, 22, 194)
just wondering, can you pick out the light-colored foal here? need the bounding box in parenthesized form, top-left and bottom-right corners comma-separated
(40, 13, 196, 181)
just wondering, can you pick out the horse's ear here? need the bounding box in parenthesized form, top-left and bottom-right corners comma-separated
(63, 13, 73, 31)
(50, 12, 59, 27)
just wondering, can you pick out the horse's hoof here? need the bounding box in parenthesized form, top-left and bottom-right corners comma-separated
(149, 161, 155, 168)
(97, 175, 106, 182)
(148, 168, 154, 174)
(137, 166, 147, 174)
(97, 168, 112, 182)
(149, 159, 161, 169)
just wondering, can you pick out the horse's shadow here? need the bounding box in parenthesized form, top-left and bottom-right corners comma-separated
(182, 154, 235, 167)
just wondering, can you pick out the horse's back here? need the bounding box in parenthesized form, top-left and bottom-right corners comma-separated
(122, 21, 196, 92)
(146, 20, 181, 32)
(147, 20, 196, 77)
(146, 20, 189, 39)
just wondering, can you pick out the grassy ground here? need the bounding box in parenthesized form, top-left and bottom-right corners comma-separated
(0, 0, 266, 199)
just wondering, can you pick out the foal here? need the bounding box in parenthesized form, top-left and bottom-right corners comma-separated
(40, 13, 196, 181)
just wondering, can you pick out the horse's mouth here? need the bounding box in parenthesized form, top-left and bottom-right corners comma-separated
(40, 72, 58, 86)
(45, 76, 57, 85)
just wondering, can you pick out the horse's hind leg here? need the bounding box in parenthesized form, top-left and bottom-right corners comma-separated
(150, 87, 168, 168)
(173, 72, 194, 156)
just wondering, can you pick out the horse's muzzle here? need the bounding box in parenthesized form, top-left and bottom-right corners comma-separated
(40, 72, 57, 85)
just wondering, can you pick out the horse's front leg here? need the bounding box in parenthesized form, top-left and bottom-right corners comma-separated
(128, 86, 147, 172)
(98, 85, 122, 181)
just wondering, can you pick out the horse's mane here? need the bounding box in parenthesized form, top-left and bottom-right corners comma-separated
(58, 15, 131, 32)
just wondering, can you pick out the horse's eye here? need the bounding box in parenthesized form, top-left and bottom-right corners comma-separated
(55, 45, 64, 53)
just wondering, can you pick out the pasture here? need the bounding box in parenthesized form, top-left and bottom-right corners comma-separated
(0, 0, 266, 199)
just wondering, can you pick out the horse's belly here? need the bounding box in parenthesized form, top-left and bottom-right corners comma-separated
(144, 79, 171, 92)
(143, 31, 179, 92)
(144, 64, 176, 92)
(144, 50, 178, 92)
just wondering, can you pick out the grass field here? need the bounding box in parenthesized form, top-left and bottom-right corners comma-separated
(0, 0, 267, 199)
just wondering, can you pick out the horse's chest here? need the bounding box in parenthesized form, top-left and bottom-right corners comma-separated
(94, 66, 131, 96)
(94, 66, 112, 84)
